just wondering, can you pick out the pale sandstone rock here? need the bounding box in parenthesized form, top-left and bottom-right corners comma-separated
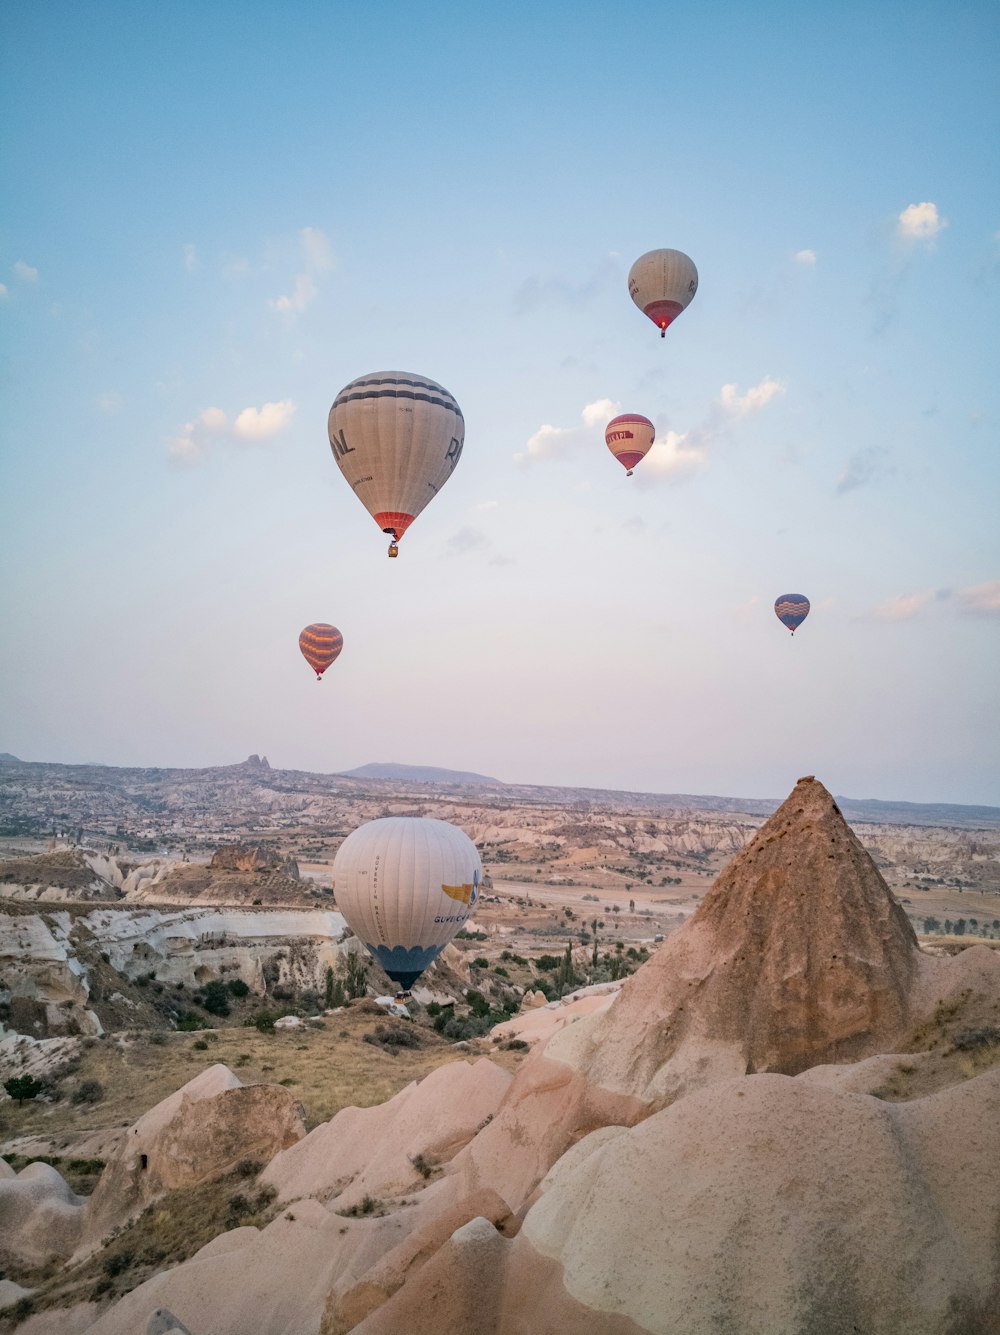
(547, 776, 922, 1106)
(263, 1058, 511, 1209)
(81, 1064, 305, 1250)
(0, 1160, 84, 1268)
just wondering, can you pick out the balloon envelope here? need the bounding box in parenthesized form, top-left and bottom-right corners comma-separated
(774, 595, 810, 634)
(328, 371, 465, 550)
(628, 249, 698, 336)
(605, 413, 655, 475)
(333, 816, 483, 988)
(299, 623, 343, 679)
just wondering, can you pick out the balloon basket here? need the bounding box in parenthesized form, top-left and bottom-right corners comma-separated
(388, 542, 399, 558)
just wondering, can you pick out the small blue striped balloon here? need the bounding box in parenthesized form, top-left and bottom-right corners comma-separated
(774, 594, 810, 634)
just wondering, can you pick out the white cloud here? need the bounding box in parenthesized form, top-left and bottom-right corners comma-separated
(270, 274, 318, 315)
(96, 392, 123, 414)
(269, 226, 333, 317)
(958, 580, 1000, 617)
(0, 283, 7, 301)
(167, 400, 295, 461)
(516, 398, 619, 467)
(222, 254, 250, 280)
(475, 500, 499, 512)
(232, 400, 296, 440)
(836, 446, 889, 495)
(871, 591, 934, 621)
(183, 244, 199, 273)
(719, 376, 785, 417)
(13, 260, 38, 282)
(641, 430, 709, 480)
(447, 525, 488, 554)
(794, 249, 816, 265)
(897, 201, 946, 243)
(300, 226, 333, 272)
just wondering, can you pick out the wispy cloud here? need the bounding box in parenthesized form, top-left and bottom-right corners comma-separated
(514, 255, 618, 316)
(475, 500, 499, 512)
(958, 580, 1000, 617)
(870, 591, 935, 621)
(447, 525, 488, 554)
(719, 376, 785, 418)
(897, 201, 947, 244)
(183, 244, 199, 274)
(167, 400, 296, 462)
(269, 226, 333, 317)
(793, 249, 816, 266)
(13, 260, 38, 283)
(0, 282, 7, 301)
(836, 446, 890, 495)
(515, 397, 619, 467)
(96, 392, 123, 414)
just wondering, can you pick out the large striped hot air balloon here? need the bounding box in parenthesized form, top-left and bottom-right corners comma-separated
(628, 249, 698, 338)
(333, 817, 482, 989)
(299, 623, 343, 680)
(328, 371, 465, 557)
(605, 412, 655, 476)
(774, 595, 810, 635)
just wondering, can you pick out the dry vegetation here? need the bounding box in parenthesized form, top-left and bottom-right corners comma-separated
(0, 1006, 528, 1153)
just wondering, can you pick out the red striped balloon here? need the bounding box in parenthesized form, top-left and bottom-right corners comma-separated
(605, 413, 655, 476)
(299, 623, 344, 680)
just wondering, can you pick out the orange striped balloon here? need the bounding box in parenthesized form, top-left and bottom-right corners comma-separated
(299, 623, 344, 680)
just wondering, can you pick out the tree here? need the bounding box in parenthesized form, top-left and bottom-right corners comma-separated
(4, 1075, 43, 1104)
(200, 981, 231, 1017)
(345, 952, 368, 1000)
(922, 916, 941, 934)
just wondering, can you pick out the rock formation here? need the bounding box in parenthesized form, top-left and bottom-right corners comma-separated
(549, 775, 922, 1105)
(208, 844, 296, 877)
(81, 1064, 306, 1249)
(0, 1159, 84, 1269)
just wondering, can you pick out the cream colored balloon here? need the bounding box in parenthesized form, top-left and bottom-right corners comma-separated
(628, 249, 698, 337)
(332, 817, 483, 987)
(328, 371, 465, 555)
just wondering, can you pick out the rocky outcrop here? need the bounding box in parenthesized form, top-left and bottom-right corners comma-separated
(0, 1159, 85, 1268)
(208, 845, 296, 877)
(263, 1058, 512, 1209)
(549, 776, 921, 1105)
(81, 1065, 306, 1250)
(354, 1067, 1000, 1335)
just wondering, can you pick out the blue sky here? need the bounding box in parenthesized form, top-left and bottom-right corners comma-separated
(1, 1, 998, 803)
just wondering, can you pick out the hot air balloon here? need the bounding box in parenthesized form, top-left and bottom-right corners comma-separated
(332, 817, 482, 989)
(328, 371, 465, 557)
(299, 623, 343, 680)
(605, 413, 655, 476)
(628, 249, 698, 338)
(774, 595, 810, 635)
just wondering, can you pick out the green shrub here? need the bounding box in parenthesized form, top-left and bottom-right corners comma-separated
(192, 1039, 209, 1051)
(200, 981, 231, 1017)
(176, 1012, 209, 1032)
(227, 978, 250, 998)
(71, 1079, 104, 1105)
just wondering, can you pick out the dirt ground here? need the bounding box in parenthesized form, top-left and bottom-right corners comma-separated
(0, 1006, 527, 1159)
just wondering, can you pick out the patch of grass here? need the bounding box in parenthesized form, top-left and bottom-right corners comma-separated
(335, 1194, 385, 1218)
(0, 1009, 527, 1143)
(0, 1168, 282, 1319)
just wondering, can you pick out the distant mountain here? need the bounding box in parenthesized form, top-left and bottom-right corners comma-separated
(0, 753, 20, 762)
(339, 762, 503, 786)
